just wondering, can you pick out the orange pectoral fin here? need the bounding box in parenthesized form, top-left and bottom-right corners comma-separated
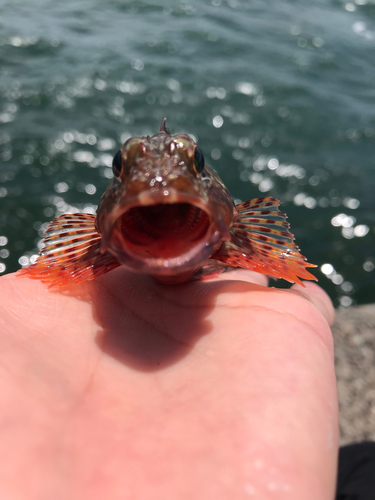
(212, 197, 317, 286)
(16, 213, 120, 287)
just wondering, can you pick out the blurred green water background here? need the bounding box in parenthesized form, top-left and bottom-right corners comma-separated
(0, 0, 374, 306)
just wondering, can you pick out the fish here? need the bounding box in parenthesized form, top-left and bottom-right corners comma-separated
(17, 119, 317, 287)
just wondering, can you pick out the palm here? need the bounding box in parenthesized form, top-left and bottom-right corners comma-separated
(0, 269, 337, 500)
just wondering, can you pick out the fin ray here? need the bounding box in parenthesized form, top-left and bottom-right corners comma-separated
(17, 213, 119, 287)
(212, 197, 317, 286)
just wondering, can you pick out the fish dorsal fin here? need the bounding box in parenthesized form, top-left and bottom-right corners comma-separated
(159, 117, 171, 135)
(16, 213, 119, 287)
(212, 197, 317, 286)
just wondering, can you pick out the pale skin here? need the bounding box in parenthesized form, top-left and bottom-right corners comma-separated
(0, 268, 338, 500)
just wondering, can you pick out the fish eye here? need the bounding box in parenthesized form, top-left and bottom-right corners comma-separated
(193, 145, 205, 174)
(112, 149, 122, 177)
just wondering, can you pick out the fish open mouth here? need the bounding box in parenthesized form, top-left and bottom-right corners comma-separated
(113, 202, 212, 261)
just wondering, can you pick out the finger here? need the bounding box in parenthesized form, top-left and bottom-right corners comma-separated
(291, 281, 335, 327)
(214, 268, 269, 287)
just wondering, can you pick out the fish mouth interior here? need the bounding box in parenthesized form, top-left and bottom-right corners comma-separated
(114, 202, 211, 259)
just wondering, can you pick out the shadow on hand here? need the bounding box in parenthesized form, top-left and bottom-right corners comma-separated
(67, 268, 268, 372)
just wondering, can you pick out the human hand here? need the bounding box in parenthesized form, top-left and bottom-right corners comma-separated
(0, 269, 337, 500)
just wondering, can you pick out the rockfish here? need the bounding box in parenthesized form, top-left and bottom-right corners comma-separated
(17, 119, 316, 287)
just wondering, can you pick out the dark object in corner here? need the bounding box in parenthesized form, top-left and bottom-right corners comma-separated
(336, 442, 375, 500)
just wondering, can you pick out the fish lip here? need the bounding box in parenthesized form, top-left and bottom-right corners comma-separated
(101, 189, 231, 275)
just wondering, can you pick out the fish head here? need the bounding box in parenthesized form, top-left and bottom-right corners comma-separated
(96, 120, 235, 276)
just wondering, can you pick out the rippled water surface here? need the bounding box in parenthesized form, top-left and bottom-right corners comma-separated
(1, 0, 374, 305)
